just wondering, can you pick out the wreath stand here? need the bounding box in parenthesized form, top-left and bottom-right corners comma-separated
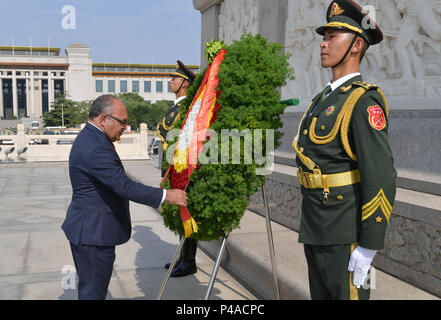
(157, 184, 280, 300)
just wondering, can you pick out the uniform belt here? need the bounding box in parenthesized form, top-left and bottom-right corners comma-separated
(297, 168, 360, 189)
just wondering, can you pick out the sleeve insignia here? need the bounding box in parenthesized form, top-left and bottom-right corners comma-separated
(367, 105, 386, 131)
(375, 216, 383, 223)
(362, 189, 392, 223)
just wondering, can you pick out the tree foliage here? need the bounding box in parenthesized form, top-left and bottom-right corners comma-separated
(116, 93, 171, 130)
(42, 95, 90, 127)
(161, 34, 294, 241)
(43, 93, 172, 130)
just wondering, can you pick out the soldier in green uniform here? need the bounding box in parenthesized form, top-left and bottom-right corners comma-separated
(157, 60, 195, 177)
(293, 0, 396, 300)
(157, 60, 198, 277)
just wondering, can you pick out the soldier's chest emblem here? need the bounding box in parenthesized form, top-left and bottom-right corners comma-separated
(367, 105, 386, 131)
(170, 112, 175, 118)
(325, 105, 335, 116)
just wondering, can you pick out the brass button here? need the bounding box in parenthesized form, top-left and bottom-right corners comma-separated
(300, 147, 304, 153)
(337, 195, 344, 201)
(303, 129, 308, 135)
(321, 125, 326, 130)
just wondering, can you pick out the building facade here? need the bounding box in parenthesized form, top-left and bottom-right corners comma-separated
(0, 42, 200, 120)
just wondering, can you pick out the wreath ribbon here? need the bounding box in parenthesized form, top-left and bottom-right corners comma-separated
(162, 48, 226, 238)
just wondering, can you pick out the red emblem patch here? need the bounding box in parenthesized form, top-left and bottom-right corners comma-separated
(367, 105, 386, 131)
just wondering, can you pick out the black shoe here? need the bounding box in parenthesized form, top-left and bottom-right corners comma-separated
(164, 257, 183, 269)
(170, 261, 197, 277)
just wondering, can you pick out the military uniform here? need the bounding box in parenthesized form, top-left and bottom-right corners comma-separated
(157, 97, 184, 177)
(293, 0, 397, 300)
(157, 60, 195, 177)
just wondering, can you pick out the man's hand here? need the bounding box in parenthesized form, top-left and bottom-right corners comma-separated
(348, 246, 377, 288)
(164, 189, 188, 207)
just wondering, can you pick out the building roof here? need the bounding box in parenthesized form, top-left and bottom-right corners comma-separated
(0, 46, 60, 55)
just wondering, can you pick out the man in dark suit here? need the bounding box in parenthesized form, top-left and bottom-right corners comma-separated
(61, 94, 187, 300)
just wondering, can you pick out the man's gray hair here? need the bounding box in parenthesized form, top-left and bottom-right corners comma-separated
(88, 94, 122, 119)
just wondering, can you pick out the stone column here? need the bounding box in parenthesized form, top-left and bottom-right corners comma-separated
(30, 72, 35, 118)
(193, 0, 223, 68)
(16, 123, 25, 149)
(0, 78, 3, 119)
(12, 72, 18, 118)
(140, 122, 149, 159)
(48, 73, 54, 109)
(26, 78, 31, 118)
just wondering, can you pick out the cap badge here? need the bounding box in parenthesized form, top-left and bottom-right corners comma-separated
(329, 2, 345, 19)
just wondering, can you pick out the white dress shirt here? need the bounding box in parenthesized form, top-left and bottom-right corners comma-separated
(326, 72, 361, 93)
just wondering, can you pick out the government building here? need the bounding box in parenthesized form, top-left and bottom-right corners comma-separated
(0, 42, 200, 120)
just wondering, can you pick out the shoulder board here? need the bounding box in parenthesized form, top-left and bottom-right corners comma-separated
(311, 92, 321, 102)
(352, 81, 378, 90)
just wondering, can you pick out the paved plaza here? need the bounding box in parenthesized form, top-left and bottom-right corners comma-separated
(0, 160, 255, 300)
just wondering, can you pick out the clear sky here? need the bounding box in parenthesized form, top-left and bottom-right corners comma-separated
(0, 0, 202, 65)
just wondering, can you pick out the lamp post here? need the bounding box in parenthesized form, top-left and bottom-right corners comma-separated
(61, 104, 64, 127)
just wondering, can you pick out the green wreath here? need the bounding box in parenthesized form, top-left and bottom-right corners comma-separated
(161, 34, 294, 241)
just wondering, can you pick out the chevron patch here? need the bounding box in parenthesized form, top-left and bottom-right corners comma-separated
(362, 188, 392, 223)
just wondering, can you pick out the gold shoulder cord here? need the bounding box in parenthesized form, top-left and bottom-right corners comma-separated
(292, 100, 319, 171)
(161, 111, 182, 131)
(308, 87, 368, 161)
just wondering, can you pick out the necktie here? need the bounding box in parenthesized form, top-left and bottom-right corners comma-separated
(310, 85, 332, 116)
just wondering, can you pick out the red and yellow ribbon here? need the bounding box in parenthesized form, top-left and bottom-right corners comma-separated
(162, 48, 225, 238)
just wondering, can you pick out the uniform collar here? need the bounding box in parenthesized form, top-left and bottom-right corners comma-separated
(326, 72, 361, 93)
(174, 95, 186, 106)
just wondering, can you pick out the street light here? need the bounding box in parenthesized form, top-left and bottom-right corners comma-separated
(61, 104, 65, 127)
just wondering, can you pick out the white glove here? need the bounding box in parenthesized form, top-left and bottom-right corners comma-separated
(348, 246, 377, 288)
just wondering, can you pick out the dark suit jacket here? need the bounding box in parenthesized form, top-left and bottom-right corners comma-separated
(61, 123, 164, 246)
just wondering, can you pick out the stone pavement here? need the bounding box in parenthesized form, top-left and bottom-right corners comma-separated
(0, 160, 255, 300)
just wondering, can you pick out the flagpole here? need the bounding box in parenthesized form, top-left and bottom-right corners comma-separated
(12, 35, 15, 56)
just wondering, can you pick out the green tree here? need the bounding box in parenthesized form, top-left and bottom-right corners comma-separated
(116, 93, 171, 130)
(149, 100, 172, 130)
(116, 93, 149, 129)
(43, 95, 89, 127)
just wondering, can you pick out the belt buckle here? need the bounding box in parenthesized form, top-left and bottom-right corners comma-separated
(301, 172, 310, 188)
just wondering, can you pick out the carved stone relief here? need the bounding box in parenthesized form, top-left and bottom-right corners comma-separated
(282, 0, 441, 102)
